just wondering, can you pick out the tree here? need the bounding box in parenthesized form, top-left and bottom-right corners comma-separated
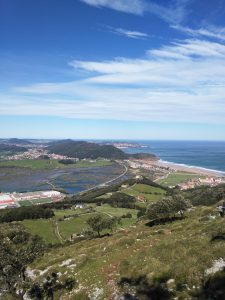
(147, 197, 173, 221)
(147, 195, 189, 222)
(0, 224, 46, 298)
(172, 194, 190, 217)
(86, 214, 119, 237)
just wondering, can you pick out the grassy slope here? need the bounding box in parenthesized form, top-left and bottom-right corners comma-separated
(157, 172, 205, 186)
(22, 219, 60, 244)
(30, 206, 225, 299)
(0, 159, 112, 170)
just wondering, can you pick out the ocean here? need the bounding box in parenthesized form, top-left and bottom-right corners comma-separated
(122, 141, 225, 173)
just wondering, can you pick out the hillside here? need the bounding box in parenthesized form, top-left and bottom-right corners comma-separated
(48, 140, 157, 160)
(1, 181, 225, 299)
(0, 144, 27, 153)
(28, 205, 225, 299)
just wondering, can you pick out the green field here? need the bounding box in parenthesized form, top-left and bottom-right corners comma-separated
(0, 158, 112, 170)
(22, 205, 138, 243)
(156, 172, 205, 186)
(30, 198, 53, 204)
(57, 212, 96, 240)
(18, 200, 32, 206)
(121, 183, 166, 203)
(22, 219, 59, 244)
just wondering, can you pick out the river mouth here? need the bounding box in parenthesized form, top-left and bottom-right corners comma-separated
(0, 163, 126, 194)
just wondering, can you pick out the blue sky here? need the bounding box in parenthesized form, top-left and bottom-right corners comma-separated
(1, 0, 225, 140)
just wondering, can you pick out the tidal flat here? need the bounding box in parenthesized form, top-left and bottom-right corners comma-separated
(0, 163, 126, 194)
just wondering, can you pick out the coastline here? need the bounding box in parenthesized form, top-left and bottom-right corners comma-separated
(151, 159, 225, 177)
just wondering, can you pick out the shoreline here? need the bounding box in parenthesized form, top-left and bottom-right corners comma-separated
(151, 159, 225, 177)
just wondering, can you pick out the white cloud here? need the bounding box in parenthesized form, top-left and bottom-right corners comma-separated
(3, 39, 225, 125)
(172, 24, 225, 41)
(107, 27, 149, 39)
(81, 0, 191, 24)
(80, 0, 146, 15)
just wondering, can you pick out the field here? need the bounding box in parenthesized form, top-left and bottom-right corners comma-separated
(22, 219, 60, 244)
(29, 205, 225, 299)
(22, 205, 138, 243)
(156, 172, 205, 186)
(0, 159, 112, 170)
(121, 183, 166, 203)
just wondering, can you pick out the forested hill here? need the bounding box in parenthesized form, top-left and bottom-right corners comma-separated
(48, 140, 157, 160)
(0, 144, 27, 153)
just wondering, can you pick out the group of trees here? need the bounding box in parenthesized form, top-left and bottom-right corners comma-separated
(0, 206, 54, 223)
(147, 195, 190, 222)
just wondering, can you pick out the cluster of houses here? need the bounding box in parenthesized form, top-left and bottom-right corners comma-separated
(6, 148, 78, 161)
(126, 159, 169, 173)
(0, 190, 64, 209)
(178, 177, 225, 190)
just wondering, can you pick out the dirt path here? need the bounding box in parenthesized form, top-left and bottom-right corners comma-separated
(53, 219, 64, 244)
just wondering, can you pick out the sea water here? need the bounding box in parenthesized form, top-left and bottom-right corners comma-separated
(123, 140, 225, 173)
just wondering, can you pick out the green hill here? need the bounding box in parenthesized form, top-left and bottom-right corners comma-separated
(48, 140, 157, 160)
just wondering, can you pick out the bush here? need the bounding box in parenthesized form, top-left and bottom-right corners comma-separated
(147, 195, 189, 221)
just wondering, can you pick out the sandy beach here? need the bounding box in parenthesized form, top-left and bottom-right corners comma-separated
(151, 160, 225, 177)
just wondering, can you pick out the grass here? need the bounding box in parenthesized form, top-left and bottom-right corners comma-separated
(121, 183, 166, 204)
(56, 205, 138, 240)
(94, 204, 138, 218)
(21, 205, 138, 243)
(30, 198, 53, 204)
(57, 212, 96, 240)
(0, 159, 112, 170)
(18, 200, 32, 206)
(22, 219, 59, 244)
(157, 172, 205, 186)
(30, 205, 225, 299)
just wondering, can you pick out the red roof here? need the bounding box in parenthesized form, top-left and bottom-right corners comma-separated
(0, 200, 15, 205)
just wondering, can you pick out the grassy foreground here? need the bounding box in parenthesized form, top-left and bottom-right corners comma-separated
(29, 205, 225, 299)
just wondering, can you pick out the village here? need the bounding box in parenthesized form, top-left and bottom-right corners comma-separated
(6, 148, 78, 161)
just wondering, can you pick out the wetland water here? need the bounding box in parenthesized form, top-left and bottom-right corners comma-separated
(0, 163, 126, 193)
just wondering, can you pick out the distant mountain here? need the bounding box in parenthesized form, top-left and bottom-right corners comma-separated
(48, 140, 157, 160)
(0, 144, 27, 153)
(5, 138, 33, 145)
(47, 139, 74, 146)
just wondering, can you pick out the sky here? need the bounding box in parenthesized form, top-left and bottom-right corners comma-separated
(1, 0, 225, 140)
